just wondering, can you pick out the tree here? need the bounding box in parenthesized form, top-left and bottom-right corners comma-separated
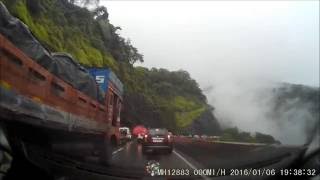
(26, 0, 43, 15)
(255, 132, 276, 143)
(93, 6, 108, 20)
(124, 39, 144, 64)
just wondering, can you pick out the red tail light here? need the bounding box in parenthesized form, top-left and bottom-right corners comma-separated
(144, 134, 148, 142)
(166, 134, 172, 142)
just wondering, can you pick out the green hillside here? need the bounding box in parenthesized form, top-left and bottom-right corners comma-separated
(1, 0, 221, 134)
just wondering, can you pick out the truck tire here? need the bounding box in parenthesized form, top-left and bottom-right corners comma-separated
(99, 139, 113, 166)
(111, 135, 118, 147)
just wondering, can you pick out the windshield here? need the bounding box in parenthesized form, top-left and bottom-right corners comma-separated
(149, 129, 168, 136)
(0, 0, 319, 179)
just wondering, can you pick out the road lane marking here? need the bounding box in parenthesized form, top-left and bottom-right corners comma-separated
(173, 150, 197, 169)
(111, 140, 134, 156)
(173, 150, 211, 180)
(112, 147, 124, 155)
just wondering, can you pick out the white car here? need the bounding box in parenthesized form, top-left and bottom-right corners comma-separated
(120, 127, 132, 142)
(201, 135, 208, 139)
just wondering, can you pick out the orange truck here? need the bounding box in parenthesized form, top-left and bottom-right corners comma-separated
(0, 2, 123, 166)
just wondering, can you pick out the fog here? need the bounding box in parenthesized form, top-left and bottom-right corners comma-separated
(204, 77, 318, 145)
(102, 1, 319, 145)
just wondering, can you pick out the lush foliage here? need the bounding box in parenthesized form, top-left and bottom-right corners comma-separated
(1, 0, 220, 134)
(2, 0, 143, 70)
(121, 67, 213, 132)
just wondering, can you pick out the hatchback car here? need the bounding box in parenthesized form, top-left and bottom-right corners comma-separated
(142, 128, 173, 154)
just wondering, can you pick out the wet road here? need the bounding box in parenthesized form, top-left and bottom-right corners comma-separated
(103, 138, 303, 179)
(1, 136, 304, 180)
(109, 140, 196, 179)
(111, 141, 190, 170)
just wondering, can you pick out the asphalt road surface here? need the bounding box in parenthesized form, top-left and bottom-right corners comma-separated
(2, 137, 304, 180)
(102, 137, 302, 179)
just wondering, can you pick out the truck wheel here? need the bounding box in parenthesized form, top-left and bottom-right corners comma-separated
(111, 136, 118, 147)
(99, 139, 113, 166)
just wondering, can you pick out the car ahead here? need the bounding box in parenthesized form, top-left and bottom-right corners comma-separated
(142, 128, 173, 154)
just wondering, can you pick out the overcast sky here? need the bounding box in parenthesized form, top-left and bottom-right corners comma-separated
(100, 1, 319, 144)
(101, 1, 319, 88)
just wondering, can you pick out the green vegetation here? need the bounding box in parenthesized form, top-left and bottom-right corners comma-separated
(220, 127, 280, 144)
(121, 67, 213, 132)
(2, 0, 141, 69)
(1, 0, 221, 134)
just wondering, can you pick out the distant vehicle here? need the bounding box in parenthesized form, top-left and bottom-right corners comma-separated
(193, 135, 200, 139)
(132, 125, 147, 143)
(119, 127, 132, 143)
(209, 136, 221, 141)
(142, 128, 173, 154)
(137, 133, 144, 143)
(201, 135, 208, 139)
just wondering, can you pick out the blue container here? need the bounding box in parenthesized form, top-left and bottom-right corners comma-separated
(88, 68, 123, 95)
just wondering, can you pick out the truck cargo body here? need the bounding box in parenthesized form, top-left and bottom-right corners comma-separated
(0, 33, 123, 166)
(88, 68, 123, 129)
